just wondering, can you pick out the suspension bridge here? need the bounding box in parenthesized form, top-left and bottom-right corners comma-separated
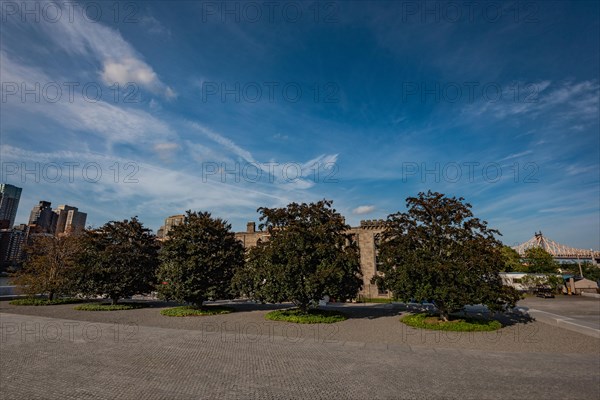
(512, 232, 600, 264)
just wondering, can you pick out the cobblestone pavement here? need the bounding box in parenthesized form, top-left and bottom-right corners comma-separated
(1, 312, 599, 399)
(1, 300, 599, 353)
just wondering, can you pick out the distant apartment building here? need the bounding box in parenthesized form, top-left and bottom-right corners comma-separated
(1, 195, 87, 270)
(27, 202, 87, 235)
(67, 208, 87, 233)
(54, 205, 74, 234)
(54, 205, 87, 235)
(29, 200, 56, 233)
(0, 224, 28, 271)
(162, 214, 185, 238)
(0, 184, 22, 228)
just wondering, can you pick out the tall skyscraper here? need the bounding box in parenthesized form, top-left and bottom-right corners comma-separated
(0, 184, 22, 228)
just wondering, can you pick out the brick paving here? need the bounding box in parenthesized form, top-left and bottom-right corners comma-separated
(1, 312, 599, 399)
(1, 303, 599, 399)
(1, 300, 599, 353)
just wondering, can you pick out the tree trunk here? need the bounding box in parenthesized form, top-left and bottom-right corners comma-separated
(48, 291, 54, 301)
(439, 311, 450, 322)
(111, 297, 119, 305)
(298, 303, 309, 314)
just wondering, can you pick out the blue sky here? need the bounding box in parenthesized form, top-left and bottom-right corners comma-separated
(1, 1, 598, 249)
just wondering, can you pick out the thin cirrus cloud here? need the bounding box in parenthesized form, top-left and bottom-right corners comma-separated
(461, 80, 599, 123)
(1, 145, 303, 226)
(0, 51, 177, 147)
(187, 122, 339, 189)
(29, 0, 175, 99)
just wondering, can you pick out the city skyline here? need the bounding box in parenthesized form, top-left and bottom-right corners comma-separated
(1, 1, 598, 249)
(3, 184, 598, 252)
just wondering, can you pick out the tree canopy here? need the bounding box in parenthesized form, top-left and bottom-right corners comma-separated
(13, 235, 82, 300)
(157, 211, 244, 306)
(373, 191, 520, 320)
(561, 261, 600, 281)
(522, 247, 560, 273)
(501, 245, 523, 272)
(76, 217, 159, 304)
(235, 200, 362, 312)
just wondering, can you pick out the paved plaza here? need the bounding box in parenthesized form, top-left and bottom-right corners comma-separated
(1, 300, 599, 399)
(519, 295, 600, 333)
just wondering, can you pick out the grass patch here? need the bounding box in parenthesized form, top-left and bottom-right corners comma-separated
(401, 313, 502, 332)
(265, 308, 347, 324)
(9, 297, 84, 306)
(160, 305, 234, 317)
(74, 302, 148, 311)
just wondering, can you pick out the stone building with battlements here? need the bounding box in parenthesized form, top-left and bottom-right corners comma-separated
(235, 219, 389, 299)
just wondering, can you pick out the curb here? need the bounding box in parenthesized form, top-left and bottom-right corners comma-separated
(526, 309, 600, 339)
(581, 292, 600, 299)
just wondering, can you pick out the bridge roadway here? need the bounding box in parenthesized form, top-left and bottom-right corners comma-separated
(1, 312, 599, 399)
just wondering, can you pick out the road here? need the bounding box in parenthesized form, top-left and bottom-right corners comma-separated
(519, 295, 600, 337)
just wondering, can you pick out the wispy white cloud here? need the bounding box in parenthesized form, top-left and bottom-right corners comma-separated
(462, 80, 599, 124)
(32, 0, 175, 98)
(564, 164, 598, 176)
(1, 145, 299, 230)
(139, 15, 172, 37)
(189, 122, 256, 163)
(500, 150, 533, 161)
(0, 51, 176, 147)
(101, 59, 157, 87)
(186, 123, 339, 189)
(352, 205, 376, 215)
(153, 143, 179, 161)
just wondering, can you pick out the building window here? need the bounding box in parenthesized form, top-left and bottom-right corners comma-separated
(374, 233, 383, 272)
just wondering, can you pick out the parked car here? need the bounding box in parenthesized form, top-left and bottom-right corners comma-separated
(534, 285, 555, 298)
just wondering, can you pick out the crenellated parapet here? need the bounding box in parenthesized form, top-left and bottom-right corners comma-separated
(359, 219, 386, 229)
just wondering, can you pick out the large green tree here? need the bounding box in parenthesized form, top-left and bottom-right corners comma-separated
(561, 261, 600, 281)
(523, 247, 559, 273)
(77, 217, 159, 304)
(157, 211, 244, 306)
(235, 200, 362, 312)
(13, 235, 82, 300)
(501, 245, 523, 272)
(373, 191, 520, 321)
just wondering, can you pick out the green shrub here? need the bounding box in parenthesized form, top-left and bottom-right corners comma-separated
(10, 297, 84, 306)
(160, 305, 234, 317)
(74, 303, 148, 311)
(401, 313, 502, 332)
(265, 308, 347, 324)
